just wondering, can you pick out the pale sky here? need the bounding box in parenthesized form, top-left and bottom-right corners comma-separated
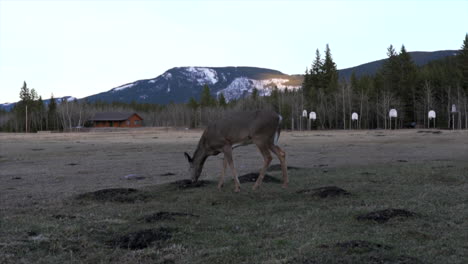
(1, 0, 467, 103)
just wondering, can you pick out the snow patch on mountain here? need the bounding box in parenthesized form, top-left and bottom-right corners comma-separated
(184, 67, 218, 85)
(218, 77, 251, 100)
(112, 83, 136, 92)
(217, 77, 299, 101)
(163, 72, 172, 80)
(55, 96, 77, 103)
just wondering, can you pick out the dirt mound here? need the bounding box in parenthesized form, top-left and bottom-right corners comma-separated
(76, 188, 149, 203)
(140, 211, 199, 222)
(238, 173, 281, 183)
(357, 209, 417, 223)
(108, 228, 172, 250)
(171, 179, 210, 189)
(267, 164, 302, 172)
(297, 186, 350, 198)
(334, 240, 392, 253)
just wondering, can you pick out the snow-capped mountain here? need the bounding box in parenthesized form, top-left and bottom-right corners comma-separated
(84, 67, 303, 104)
(83, 51, 457, 105)
(1, 50, 458, 110)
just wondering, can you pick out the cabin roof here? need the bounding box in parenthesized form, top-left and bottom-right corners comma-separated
(90, 112, 142, 121)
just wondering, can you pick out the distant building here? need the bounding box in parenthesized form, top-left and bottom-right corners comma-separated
(90, 112, 143, 128)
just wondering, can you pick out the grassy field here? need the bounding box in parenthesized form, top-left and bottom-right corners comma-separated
(0, 129, 467, 263)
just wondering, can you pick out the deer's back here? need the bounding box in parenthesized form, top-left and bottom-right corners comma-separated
(204, 110, 281, 146)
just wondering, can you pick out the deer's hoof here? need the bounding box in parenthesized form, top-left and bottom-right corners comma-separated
(234, 188, 241, 193)
(281, 183, 289, 189)
(252, 184, 259, 191)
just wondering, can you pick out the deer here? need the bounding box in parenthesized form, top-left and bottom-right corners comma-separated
(184, 110, 288, 192)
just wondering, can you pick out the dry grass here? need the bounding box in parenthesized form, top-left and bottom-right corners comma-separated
(0, 128, 467, 263)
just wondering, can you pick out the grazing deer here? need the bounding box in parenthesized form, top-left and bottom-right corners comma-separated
(184, 110, 288, 192)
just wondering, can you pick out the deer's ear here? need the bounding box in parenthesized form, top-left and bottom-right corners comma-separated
(184, 152, 193, 163)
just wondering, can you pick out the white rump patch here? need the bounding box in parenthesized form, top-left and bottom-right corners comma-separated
(274, 131, 279, 146)
(278, 114, 283, 123)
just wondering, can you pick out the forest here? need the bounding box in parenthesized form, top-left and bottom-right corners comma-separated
(1, 35, 467, 132)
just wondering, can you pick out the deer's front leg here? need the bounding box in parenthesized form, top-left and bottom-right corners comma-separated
(218, 157, 228, 190)
(223, 145, 241, 192)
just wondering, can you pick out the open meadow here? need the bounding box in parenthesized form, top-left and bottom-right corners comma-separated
(0, 128, 467, 263)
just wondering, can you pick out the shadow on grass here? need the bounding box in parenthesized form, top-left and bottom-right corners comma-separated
(267, 164, 303, 172)
(171, 179, 211, 189)
(238, 173, 281, 183)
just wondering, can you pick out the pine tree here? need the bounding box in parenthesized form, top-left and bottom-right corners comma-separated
(200, 85, 215, 107)
(322, 44, 338, 94)
(19, 81, 31, 103)
(398, 45, 418, 123)
(310, 49, 323, 89)
(48, 95, 57, 130)
(381, 45, 400, 93)
(302, 67, 313, 106)
(459, 33, 468, 93)
(218, 93, 227, 107)
(251, 88, 259, 101)
(37, 96, 45, 131)
(269, 86, 280, 112)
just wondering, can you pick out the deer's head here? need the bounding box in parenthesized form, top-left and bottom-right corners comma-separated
(184, 152, 199, 182)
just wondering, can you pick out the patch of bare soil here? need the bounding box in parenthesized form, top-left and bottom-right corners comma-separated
(366, 255, 423, 264)
(171, 179, 211, 189)
(297, 186, 350, 198)
(51, 214, 77, 220)
(160, 172, 176, 176)
(417, 130, 442, 134)
(334, 240, 393, 253)
(108, 227, 173, 250)
(267, 164, 303, 172)
(140, 211, 199, 222)
(238, 173, 281, 183)
(288, 254, 422, 264)
(294, 240, 420, 264)
(356, 209, 417, 223)
(75, 188, 149, 203)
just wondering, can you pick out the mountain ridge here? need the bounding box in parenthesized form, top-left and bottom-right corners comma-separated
(1, 50, 458, 109)
(338, 50, 458, 79)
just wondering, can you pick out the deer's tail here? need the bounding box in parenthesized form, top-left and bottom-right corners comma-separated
(274, 114, 282, 146)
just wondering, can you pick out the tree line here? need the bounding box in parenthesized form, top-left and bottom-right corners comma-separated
(1, 34, 467, 132)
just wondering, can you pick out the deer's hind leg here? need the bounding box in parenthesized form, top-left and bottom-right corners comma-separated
(270, 145, 288, 188)
(218, 157, 228, 190)
(253, 145, 273, 190)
